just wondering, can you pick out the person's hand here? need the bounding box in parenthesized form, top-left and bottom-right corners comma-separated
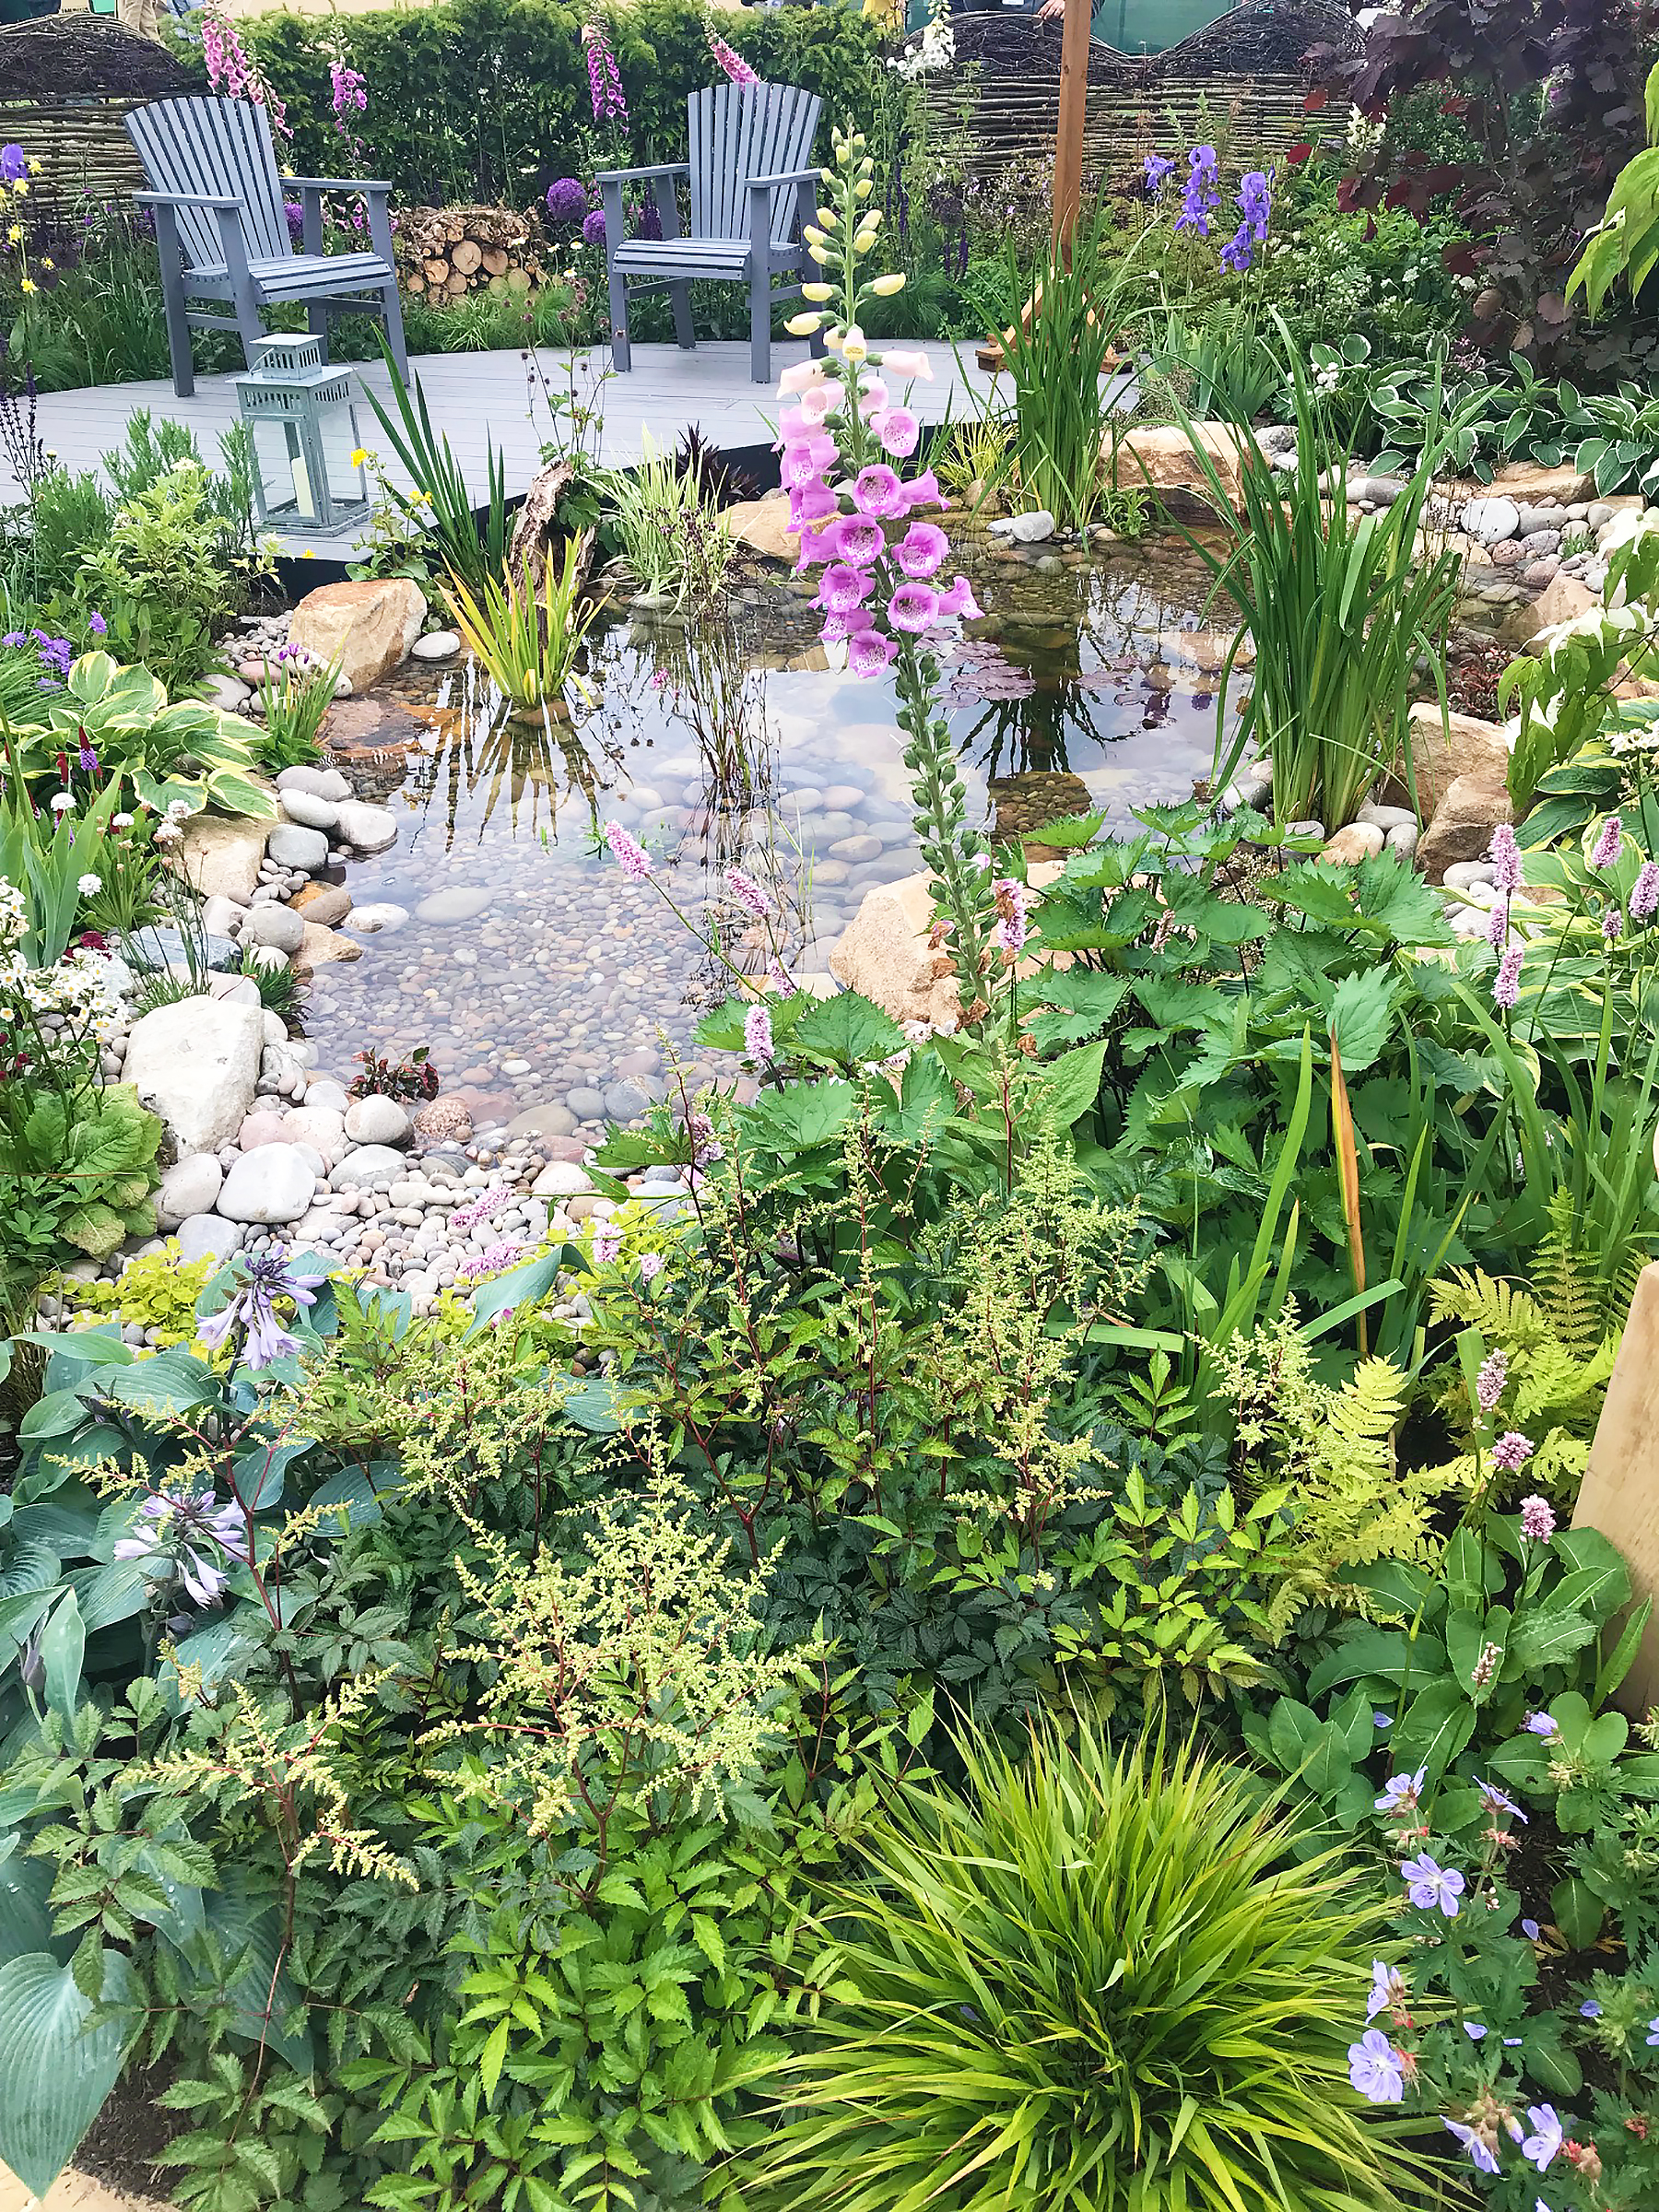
(1036, 0, 1065, 18)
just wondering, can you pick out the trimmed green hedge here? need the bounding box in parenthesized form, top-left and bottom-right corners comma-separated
(172, 0, 885, 210)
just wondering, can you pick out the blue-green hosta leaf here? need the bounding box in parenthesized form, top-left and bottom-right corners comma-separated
(0, 1949, 139, 2197)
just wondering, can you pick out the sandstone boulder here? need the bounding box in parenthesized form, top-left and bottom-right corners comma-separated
(288, 577, 427, 693)
(830, 864, 1066, 1028)
(1111, 422, 1247, 522)
(175, 806, 272, 904)
(1528, 571, 1598, 640)
(1418, 772, 1513, 884)
(295, 921, 363, 971)
(124, 995, 264, 1155)
(1484, 460, 1596, 505)
(725, 493, 801, 562)
(1389, 704, 1513, 825)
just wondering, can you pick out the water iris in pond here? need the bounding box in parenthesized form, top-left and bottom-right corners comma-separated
(300, 538, 1238, 1141)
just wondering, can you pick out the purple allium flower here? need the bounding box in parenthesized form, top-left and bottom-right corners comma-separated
(639, 1249, 665, 1283)
(1367, 1960, 1406, 2021)
(545, 176, 589, 227)
(1488, 822, 1523, 892)
(1144, 152, 1175, 198)
(1590, 815, 1623, 870)
(581, 207, 607, 249)
(1520, 1493, 1556, 1542)
(1522, 2108, 1563, 2173)
(1494, 943, 1524, 1009)
(745, 1001, 774, 1064)
(893, 520, 949, 579)
(1402, 1853, 1465, 1917)
(1630, 859, 1659, 921)
(1375, 1766, 1427, 1816)
(1477, 1347, 1508, 1412)
(1524, 1711, 1559, 1737)
(604, 819, 653, 880)
(1477, 1779, 1527, 1825)
(1347, 2030, 1405, 2103)
(195, 1248, 327, 1370)
(1443, 2119, 1501, 2174)
(1491, 1430, 1535, 1474)
(112, 1484, 245, 1606)
(725, 866, 770, 919)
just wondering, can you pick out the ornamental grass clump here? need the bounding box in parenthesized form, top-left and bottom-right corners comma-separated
(738, 1720, 1422, 2212)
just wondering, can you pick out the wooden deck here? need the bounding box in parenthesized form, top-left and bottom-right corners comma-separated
(15, 338, 1001, 560)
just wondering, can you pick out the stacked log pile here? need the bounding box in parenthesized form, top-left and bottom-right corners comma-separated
(395, 204, 548, 302)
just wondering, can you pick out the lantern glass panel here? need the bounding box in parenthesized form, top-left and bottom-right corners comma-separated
(233, 337, 370, 535)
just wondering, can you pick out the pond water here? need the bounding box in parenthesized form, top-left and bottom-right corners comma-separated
(300, 529, 1237, 1139)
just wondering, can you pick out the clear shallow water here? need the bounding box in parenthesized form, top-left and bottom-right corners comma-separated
(300, 534, 1236, 1139)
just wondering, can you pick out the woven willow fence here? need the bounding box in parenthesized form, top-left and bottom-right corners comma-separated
(0, 18, 194, 218)
(914, 0, 1359, 185)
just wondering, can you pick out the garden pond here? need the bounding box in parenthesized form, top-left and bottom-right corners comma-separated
(300, 530, 1242, 1135)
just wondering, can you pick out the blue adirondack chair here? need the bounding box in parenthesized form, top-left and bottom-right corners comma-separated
(127, 95, 407, 400)
(598, 79, 823, 385)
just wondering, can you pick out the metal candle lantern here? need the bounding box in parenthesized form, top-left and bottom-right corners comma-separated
(232, 335, 370, 535)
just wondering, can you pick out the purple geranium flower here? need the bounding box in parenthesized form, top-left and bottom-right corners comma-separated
(1347, 2029, 1405, 2103)
(1521, 2107, 1564, 2173)
(1401, 1853, 1465, 1917)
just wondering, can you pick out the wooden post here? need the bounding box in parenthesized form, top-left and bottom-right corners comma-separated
(1574, 1261, 1659, 1716)
(1052, 0, 1092, 255)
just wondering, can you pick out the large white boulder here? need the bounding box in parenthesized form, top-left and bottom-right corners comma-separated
(124, 996, 265, 1156)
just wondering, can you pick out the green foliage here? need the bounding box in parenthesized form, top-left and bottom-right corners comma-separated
(1172, 316, 1466, 830)
(969, 194, 1150, 535)
(365, 359, 509, 606)
(253, 650, 341, 771)
(441, 535, 597, 713)
(1571, 57, 1659, 318)
(186, 0, 884, 213)
(75, 464, 239, 695)
(62, 1243, 216, 1348)
(599, 439, 734, 608)
(736, 1719, 1421, 2212)
(0, 1080, 160, 1273)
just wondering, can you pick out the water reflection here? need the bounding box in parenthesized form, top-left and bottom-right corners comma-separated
(300, 538, 1237, 1138)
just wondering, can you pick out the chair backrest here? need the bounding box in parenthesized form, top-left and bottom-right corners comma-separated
(688, 79, 821, 246)
(126, 96, 290, 271)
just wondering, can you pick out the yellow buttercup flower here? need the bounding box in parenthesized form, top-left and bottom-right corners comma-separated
(27, 159, 41, 175)
(40, 256, 53, 271)
(349, 447, 370, 466)
(18, 276, 34, 294)
(6, 226, 18, 244)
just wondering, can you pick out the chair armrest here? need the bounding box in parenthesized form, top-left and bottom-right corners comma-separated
(288, 176, 394, 194)
(294, 177, 394, 263)
(134, 190, 242, 210)
(745, 167, 821, 191)
(593, 160, 689, 184)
